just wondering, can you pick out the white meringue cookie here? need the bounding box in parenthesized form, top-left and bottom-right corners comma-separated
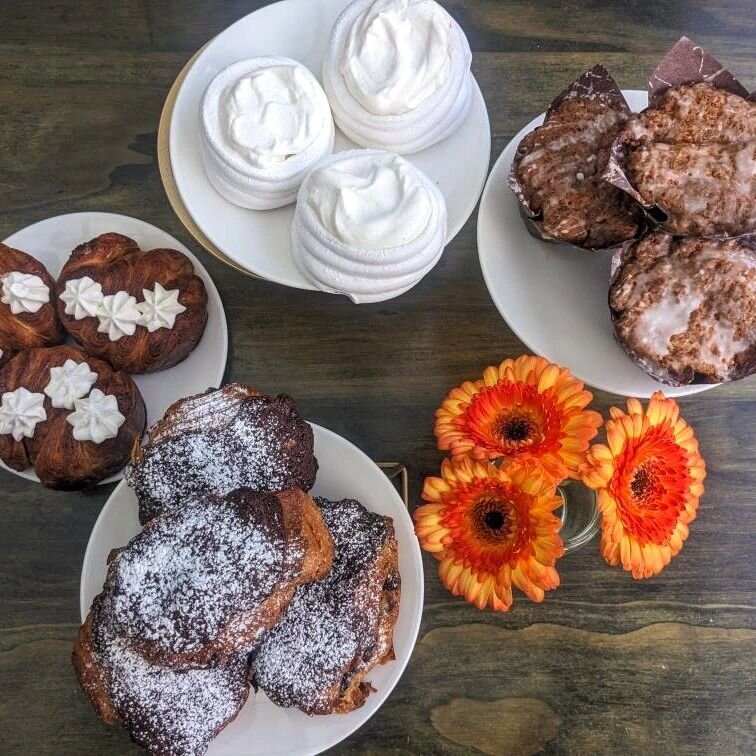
(1, 271, 49, 314)
(44, 359, 98, 410)
(323, 0, 473, 154)
(59, 276, 104, 320)
(66, 388, 125, 444)
(292, 149, 447, 303)
(97, 291, 140, 341)
(136, 283, 186, 332)
(0, 387, 47, 442)
(200, 56, 335, 210)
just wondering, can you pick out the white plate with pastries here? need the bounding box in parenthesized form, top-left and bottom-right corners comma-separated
(0, 212, 228, 484)
(80, 421, 424, 756)
(168, 0, 491, 297)
(478, 89, 717, 399)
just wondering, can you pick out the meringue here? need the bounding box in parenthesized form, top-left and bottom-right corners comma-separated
(67, 388, 125, 444)
(136, 283, 186, 332)
(1, 271, 49, 314)
(0, 387, 47, 442)
(59, 276, 104, 320)
(292, 149, 448, 302)
(97, 291, 140, 341)
(200, 56, 335, 209)
(323, 0, 474, 154)
(44, 359, 98, 410)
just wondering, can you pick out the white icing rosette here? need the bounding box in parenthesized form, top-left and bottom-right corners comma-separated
(322, 0, 473, 154)
(292, 149, 447, 303)
(200, 56, 335, 210)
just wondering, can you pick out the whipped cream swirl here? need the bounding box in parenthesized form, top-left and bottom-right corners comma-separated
(323, 0, 473, 153)
(200, 57, 335, 209)
(97, 292, 141, 341)
(292, 149, 447, 302)
(67, 388, 125, 444)
(0, 387, 47, 442)
(1, 271, 49, 314)
(136, 283, 186, 332)
(44, 359, 98, 410)
(60, 276, 104, 320)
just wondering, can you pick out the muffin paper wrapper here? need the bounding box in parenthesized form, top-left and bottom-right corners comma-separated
(507, 64, 635, 252)
(604, 36, 756, 237)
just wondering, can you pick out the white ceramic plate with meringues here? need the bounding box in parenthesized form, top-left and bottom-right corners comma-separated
(168, 0, 491, 291)
(478, 89, 716, 399)
(79, 422, 424, 756)
(0, 212, 228, 484)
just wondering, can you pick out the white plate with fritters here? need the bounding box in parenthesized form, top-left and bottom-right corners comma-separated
(167, 0, 491, 290)
(478, 90, 716, 399)
(79, 422, 424, 755)
(0, 212, 228, 484)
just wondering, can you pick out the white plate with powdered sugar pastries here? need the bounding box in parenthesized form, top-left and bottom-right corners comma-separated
(80, 422, 424, 756)
(0, 212, 228, 484)
(168, 0, 491, 291)
(478, 89, 716, 399)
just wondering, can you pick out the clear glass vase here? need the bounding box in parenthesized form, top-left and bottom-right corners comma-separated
(557, 480, 600, 552)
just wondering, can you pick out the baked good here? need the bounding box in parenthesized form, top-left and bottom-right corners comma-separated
(252, 497, 400, 715)
(609, 231, 756, 385)
(0, 243, 65, 366)
(56, 232, 208, 373)
(200, 57, 335, 210)
(104, 488, 334, 667)
(606, 37, 756, 238)
(509, 65, 641, 250)
(126, 384, 318, 524)
(0, 345, 145, 489)
(74, 595, 250, 756)
(323, 0, 473, 154)
(291, 149, 448, 302)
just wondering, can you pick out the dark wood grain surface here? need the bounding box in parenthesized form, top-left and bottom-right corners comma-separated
(1, 1, 755, 754)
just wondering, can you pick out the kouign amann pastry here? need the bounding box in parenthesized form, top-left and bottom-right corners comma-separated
(104, 488, 333, 667)
(323, 0, 473, 154)
(253, 497, 400, 715)
(200, 56, 335, 209)
(127, 383, 318, 524)
(0, 243, 65, 366)
(609, 231, 756, 386)
(56, 232, 208, 374)
(292, 149, 448, 302)
(74, 595, 250, 756)
(509, 65, 642, 250)
(606, 37, 756, 238)
(0, 345, 145, 489)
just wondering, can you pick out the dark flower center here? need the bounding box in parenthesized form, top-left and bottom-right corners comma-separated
(630, 461, 663, 505)
(484, 510, 505, 531)
(494, 412, 539, 447)
(473, 496, 512, 542)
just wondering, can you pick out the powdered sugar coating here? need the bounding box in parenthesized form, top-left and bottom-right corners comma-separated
(108, 492, 295, 656)
(253, 497, 399, 714)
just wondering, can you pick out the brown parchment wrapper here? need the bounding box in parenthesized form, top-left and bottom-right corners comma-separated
(604, 36, 756, 236)
(508, 64, 641, 251)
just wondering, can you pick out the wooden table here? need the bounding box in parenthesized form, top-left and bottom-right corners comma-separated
(1, 1, 755, 753)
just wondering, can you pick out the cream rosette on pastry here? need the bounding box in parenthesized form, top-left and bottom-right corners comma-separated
(292, 149, 448, 303)
(322, 0, 473, 154)
(200, 56, 335, 210)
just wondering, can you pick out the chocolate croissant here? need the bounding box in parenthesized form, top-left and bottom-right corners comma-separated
(55, 233, 208, 373)
(0, 243, 65, 366)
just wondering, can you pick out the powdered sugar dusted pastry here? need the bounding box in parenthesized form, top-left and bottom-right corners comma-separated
(0, 243, 65, 366)
(323, 0, 473, 153)
(253, 497, 400, 715)
(103, 488, 333, 667)
(610, 231, 756, 386)
(0, 345, 145, 489)
(200, 57, 335, 210)
(56, 233, 207, 373)
(126, 384, 318, 524)
(73, 595, 250, 756)
(509, 65, 642, 250)
(292, 149, 448, 302)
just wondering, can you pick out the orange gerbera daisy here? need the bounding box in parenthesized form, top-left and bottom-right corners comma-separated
(580, 392, 706, 579)
(414, 457, 564, 611)
(435, 355, 602, 483)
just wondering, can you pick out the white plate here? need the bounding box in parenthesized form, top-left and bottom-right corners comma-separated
(1, 212, 228, 483)
(80, 422, 423, 756)
(169, 0, 491, 291)
(478, 90, 715, 399)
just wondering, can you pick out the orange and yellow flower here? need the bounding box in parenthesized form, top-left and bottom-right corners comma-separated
(435, 355, 602, 484)
(414, 457, 564, 611)
(581, 392, 706, 579)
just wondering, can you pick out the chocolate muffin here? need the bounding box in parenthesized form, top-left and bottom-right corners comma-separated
(509, 64, 642, 250)
(610, 231, 756, 385)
